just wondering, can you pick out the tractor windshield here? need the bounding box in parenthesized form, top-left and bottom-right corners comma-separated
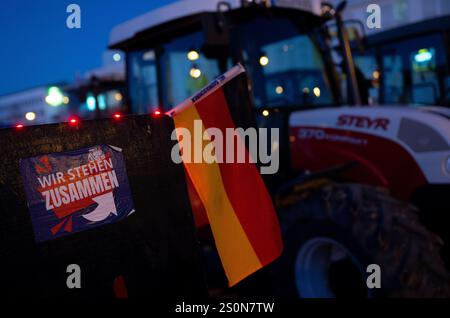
(127, 10, 337, 113)
(128, 31, 229, 113)
(235, 15, 335, 109)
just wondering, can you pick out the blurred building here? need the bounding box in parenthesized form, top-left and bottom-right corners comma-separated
(0, 84, 70, 128)
(337, 0, 450, 106)
(339, 0, 450, 34)
(0, 50, 125, 128)
(65, 50, 126, 120)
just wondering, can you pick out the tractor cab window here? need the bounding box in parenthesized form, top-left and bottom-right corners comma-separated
(380, 34, 449, 106)
(158, 31, 227, 109)
(128, 49, 159, 114)
(354, 52, 380, 105)
(128, 32, 228, 112)
(235, 16, 335, 108)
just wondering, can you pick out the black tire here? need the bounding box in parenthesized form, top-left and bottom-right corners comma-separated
(275, 183, 450, 298)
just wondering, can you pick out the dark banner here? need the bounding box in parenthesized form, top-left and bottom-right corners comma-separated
(20, 145, 134, 242)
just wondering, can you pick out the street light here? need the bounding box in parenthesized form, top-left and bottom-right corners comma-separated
(113, 53, 122, 62)
(25, 112, 36, 121)
(45, 86, 65, 107)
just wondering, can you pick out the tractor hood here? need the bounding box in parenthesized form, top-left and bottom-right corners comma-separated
(421, 106, 450, 120)
(289, 105, 450, 186)
(289, 106, 450, 145)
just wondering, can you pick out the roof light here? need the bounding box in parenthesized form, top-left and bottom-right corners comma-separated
(114, 92, 123, 102)
(275, 86, 284, 95)
(189, 67, 202, 79)
(187, 50, 200, 61)
(25, 112, 36, 121)
(373, 71, 380, 80)
(259, 55, 269, 67)
(313, 87, 321, 98)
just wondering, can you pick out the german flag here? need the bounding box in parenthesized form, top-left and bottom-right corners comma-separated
(168, 64, 283, 286)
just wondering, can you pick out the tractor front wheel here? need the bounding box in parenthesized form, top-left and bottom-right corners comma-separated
(276, 183, 450, 298)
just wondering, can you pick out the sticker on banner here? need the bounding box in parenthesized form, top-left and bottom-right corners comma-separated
(20, 145, 135, 242)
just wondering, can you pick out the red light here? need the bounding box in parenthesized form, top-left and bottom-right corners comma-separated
(16, 124, 24, 129)
(153, 110, 161, 116)
(113, 113, 122, 119)
(68, 117, 78, 125)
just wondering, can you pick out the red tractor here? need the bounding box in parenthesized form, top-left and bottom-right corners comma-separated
(110, 0, 450, 297)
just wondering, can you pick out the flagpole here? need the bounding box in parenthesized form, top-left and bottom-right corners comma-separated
(167, 63, 245, 117)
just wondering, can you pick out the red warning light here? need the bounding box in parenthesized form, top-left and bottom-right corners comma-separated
(68, 117, 78, 125)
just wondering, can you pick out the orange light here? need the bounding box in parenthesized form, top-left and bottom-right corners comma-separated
(113, 113, 122, 119)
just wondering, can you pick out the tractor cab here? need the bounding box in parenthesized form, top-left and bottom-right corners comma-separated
(353, 16, 450, 107)
(109, 0, 343, 116)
